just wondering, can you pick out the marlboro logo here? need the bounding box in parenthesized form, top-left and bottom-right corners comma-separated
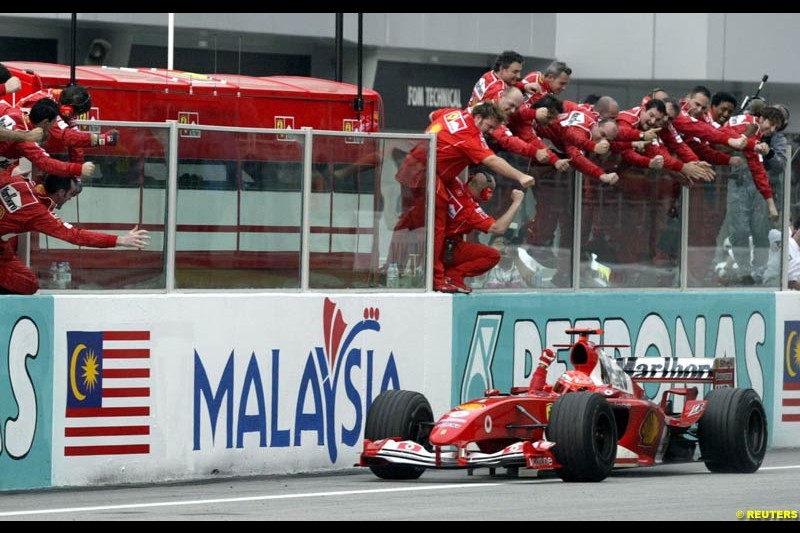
(622, 357, 713, 381)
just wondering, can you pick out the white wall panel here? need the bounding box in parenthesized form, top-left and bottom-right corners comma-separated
(556, 13, 655, 79)
(654, 14, 709, 80)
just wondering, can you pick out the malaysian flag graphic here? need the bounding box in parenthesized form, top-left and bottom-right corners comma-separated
(783, 321, 800, 423)
(65, 330, 151, 456)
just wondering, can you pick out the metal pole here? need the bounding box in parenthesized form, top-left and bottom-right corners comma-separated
(168, 13, 175, 70)
(69, 13, 77, 85)
(782, 144, 793, 290)
(353, 13, 364, 113)
(680, 185, 689, 289)
(424, 133, 437, 292)
(572, 172, 583, 290)
(335, 13, 343, 82)
(165, 121, 179, 291)
(301, 127, 313, 291)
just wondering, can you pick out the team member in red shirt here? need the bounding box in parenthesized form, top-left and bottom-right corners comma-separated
(669, 87, 748, 167)
(392, 102, 535, 291)
(540, 112, 620, 184)
(521, 61, 572, 105)
(724, 106, 783, 220)
(469, 51, 525, 107)
(0, 98, 95, 181)
(527, 110, 621, 281)
(16, 85, 120, 174)
(440, 167, 525, 292)
(0, 175, 149, 294)
(707, 92, 737, 127)
(0, 63, 44, 144)
(718, 105, 785, 284)
(492, 94, 570, 170)
(615, 99, 713, 183)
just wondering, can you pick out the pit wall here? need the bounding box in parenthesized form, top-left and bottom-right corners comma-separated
(0, 291, 797, 491)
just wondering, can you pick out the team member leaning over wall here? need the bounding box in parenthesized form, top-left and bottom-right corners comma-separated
(0, 175, 149, 294)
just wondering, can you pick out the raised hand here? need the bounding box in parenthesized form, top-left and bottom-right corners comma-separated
(539, 349, 556, 368)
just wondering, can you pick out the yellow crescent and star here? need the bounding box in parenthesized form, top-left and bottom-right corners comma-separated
(785, 330, 800, 379)
(69, 343, 100, 401)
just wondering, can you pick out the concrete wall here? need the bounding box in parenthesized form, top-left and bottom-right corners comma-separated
(1, 290, 796, 491)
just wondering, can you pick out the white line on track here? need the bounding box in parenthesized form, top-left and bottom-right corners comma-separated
(3, 464, 799, 517)
(758, 464, 800, 471)
(0, 483, 502, 518)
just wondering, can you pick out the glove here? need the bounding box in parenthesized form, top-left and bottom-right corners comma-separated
(92, 129, 119, 147)
(539, 349, 556, 368)
(102, 129, 120, 146)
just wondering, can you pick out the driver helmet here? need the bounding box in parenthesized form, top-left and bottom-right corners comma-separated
(552, 370, 594, 394)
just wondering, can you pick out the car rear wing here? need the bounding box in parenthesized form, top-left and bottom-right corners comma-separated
(620, 357, 734, 388)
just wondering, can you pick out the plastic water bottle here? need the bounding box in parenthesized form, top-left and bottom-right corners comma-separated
(55, 262, 67, 289)
(62, 262, 72, 289)
(50, 262, 58, 286)
(386, 263, 400, 288)
(533, 267, 543, 288)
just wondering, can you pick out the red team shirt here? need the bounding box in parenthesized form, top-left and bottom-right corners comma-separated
(470, 71, 508, 107)
(540, 110, 607, 179)
(0, 101, 83, 179)
(16, 89, 98, 164)
(615, 106, 698, 173)
(725, 113, 773, 200)
(0, 177, 117, 248)
(426, 108, 495, 184)
(521, 71, 554, 104)
(444, 179, 494, 238)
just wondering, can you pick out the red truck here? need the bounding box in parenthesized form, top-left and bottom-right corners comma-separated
(3, 62, 386, 289)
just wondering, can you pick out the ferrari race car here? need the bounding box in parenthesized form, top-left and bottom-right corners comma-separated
(360, 328, 767, 482)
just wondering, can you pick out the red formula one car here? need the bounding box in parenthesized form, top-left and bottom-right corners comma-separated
(360, 328, 767, 482)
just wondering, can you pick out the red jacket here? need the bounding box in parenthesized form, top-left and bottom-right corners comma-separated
(540, 110, 606, 179)
(0, 177, 117, 248)
(725, 113, 772, 200)
(0, 101, 83, 178)
(15, 89, 96, 163)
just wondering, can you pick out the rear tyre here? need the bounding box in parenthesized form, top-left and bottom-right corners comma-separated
(699, 387, 767, 473)
(364, 390, 433, 480)
(547, 391, 617, 482)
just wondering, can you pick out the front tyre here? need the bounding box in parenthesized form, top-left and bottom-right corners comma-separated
(364, 390, 433, 480)
(699, 388, 767, 473)
(547, 391, 617, 482)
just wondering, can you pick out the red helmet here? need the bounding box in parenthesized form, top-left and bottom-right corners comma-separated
(553, 370, 594, 394)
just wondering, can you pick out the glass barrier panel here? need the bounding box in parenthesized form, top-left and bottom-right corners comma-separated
(688, 160, 788, 288)
(175, 128, 304, 289)
(31, 124, 168, 291)
(581, 167, 679, 289)
(308, 133, 430, 289)
(467, 154, 576, 290)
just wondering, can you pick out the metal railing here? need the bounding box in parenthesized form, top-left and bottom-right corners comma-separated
(28, 120, 794, 292)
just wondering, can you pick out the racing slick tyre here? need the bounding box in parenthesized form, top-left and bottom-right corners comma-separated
(698, 387, 767, 473)
(546, 391, 617, 482)
(364, 390, 433, 480)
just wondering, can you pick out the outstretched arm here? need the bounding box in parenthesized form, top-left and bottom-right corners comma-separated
(115, 226, 151, 249)
(481, 154, 535, 189)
